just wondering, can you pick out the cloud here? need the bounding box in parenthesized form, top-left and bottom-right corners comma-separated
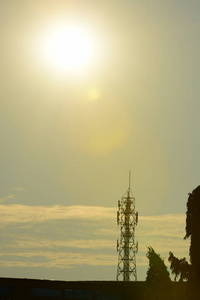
(0, 193, 15, 203)
(137, 214, 188, 247)
(13, 187, 25, 191)
(0, 204, 115, 224)
(6, 238, 115, 251)
(0, 252, 117, 268)
(0, 204, 190, 276)
(137, 214, 190, 265)
(0, 188, 24, 203)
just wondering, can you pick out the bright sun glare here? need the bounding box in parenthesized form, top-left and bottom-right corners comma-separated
(41, 22, 98, 74)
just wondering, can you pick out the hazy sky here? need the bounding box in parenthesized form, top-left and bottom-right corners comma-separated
(0, 0, 199, 281)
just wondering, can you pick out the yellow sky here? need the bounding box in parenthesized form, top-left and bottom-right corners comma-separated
(0, 0, 199, 281)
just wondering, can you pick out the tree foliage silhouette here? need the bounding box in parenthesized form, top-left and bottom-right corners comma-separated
(168, 251, 190, 281)
(184, 185, 200, 282)
(146, 246, 170, 284)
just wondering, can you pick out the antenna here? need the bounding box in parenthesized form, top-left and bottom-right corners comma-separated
(129, 171, 131, 189)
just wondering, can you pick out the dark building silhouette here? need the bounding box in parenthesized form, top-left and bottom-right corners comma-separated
(0, 277, 190, 300)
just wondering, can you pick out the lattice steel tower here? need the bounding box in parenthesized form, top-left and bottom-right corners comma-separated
(116, 173, 138, 281)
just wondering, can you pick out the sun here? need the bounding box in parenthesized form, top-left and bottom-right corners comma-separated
(40, 22, 98, 74)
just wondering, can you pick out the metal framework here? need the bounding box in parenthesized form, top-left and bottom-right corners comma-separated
(116, 173, 138, 281)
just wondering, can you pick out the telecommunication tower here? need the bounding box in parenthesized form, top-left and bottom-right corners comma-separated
(116, 172, 138, 281)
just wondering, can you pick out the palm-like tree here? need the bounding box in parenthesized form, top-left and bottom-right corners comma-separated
(168, 251, 190, 281)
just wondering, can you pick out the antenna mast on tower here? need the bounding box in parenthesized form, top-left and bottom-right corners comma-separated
(116, 172, 138, 281)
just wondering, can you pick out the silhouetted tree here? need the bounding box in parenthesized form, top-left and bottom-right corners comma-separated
(184, 185, 200, 282)
(168, 251, 191, 281)
(146, 246, 170, 284)
(146, 247, 171, 300)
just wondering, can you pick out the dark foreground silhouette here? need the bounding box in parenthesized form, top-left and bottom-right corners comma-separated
(0, 277, 196, 300)
(145, 185, 200, 299)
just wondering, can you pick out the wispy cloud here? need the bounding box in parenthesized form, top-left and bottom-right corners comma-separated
(137, 214, 189, 264)
(0, 252, 117, 268)
(5, 238, 115, 251)
(0, 193, 15, 203)
(13, 187, 25, 191)
(0, 188, 24, 203)
(0, 204, 189, 277)
(0, 204, 116, 224)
